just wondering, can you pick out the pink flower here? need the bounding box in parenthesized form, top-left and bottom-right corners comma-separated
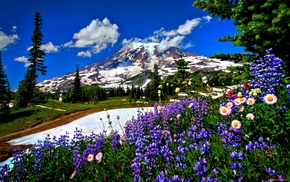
(239, 105, 245, 112)
(226, 102, 233, 108)
(246, 113, 254, 120)
(246, 98, 255, 105)
(264, 94, 278, 105)
(219, 106, 231, 116)
(231, 120, 241, 129)
(87, 154, 94, 162)
(239, 97, 246, 104)
(234, 98, 241, 105)
(95, 152, 103, 163)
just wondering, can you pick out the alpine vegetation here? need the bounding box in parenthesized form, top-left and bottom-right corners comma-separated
(1, 49, 290, 181)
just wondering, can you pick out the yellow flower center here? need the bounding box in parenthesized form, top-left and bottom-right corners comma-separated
(267, 96, 274, 102)
(233, 122, 239, 127)
(222, 108, 227, 113)
(248, 100, 253, 104)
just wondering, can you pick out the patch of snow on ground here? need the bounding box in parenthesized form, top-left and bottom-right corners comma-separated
(8, 107, 154, 146)
(0, 107, 154, 167)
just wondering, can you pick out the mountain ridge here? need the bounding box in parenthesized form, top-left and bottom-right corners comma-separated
(36, 45, 242, 93)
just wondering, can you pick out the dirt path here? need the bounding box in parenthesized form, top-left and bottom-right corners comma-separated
(0, 107, 121, 163)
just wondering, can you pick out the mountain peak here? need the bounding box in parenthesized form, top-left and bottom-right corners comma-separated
(36, 46, 240, 93)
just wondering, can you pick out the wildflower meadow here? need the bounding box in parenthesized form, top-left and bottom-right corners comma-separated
(1, 49, 290, 181)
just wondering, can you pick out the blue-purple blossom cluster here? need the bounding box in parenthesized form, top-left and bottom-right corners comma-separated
(0, 127, 123, 181)
(264, 168, 285, 182)
(0, 164, 10, 181)
(248, 48, 285, 97)
(125, 98, 211, 181)
(245, 137, 276, 152)
(216, 123, 243, 149)
(73, 133, 105, 172)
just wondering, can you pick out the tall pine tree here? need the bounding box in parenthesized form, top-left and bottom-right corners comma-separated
(0, 52, 10, 114)
(71, 64, 82, 103)
(28, 11, 46, 82)
(15, 11, 46, 108)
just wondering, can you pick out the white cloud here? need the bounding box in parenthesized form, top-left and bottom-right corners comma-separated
(63, 41, 73, 47)
(122, 16, 212, 53)
(203, 15, 212, 22)
(0, 30, 19, 50)
(158, 35, 185, 52)
(177, 18, 201, 35)
(77, 51, 92, 57)
(27, 42, 60, 53)
(15, 56, 31, 67)
(41, 42, 60, 53)
(66, 17, 120, 55)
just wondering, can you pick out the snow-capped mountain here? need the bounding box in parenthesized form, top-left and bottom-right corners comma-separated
(36, 44, 242, 93)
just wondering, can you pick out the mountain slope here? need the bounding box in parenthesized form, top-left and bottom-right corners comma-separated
(36, 44, 242, 93)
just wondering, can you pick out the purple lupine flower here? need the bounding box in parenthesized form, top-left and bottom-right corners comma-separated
(0, 164, 10, 181)
(111, 131, 121, 151)
(230, 151, 243, 161)
(266, 168, 277, 176)
(212, 168, 219, 175)
(193, 158, 207, 178)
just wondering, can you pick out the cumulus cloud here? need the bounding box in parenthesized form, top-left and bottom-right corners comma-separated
(41, 42, 60, 53)
(158, 35, 185, 52)
(0, 29, 19, 50)
(122, 16, 211, 53)
(177, 18, 201, 35)
(77, 50, 92, 57)
(65, 17, 120, 55)
(15, 56, 31, 67)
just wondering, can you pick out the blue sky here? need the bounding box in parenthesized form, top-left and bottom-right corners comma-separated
(0, 0, 245, 89)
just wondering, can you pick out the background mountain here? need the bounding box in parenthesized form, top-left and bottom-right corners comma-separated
(36, 44, 242, 93)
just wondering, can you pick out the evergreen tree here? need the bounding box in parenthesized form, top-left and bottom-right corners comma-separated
(71, 64, 82, 102)
(149, 64, 162, 101)
(28, 11, 46, 82)
(15, 11, 46, 108)
(14, 70, 34, 109)
(0, 52, 10, 114)
(144, 84, 150, 99)
(175, 53, 189, 83)
(193, 0, 290, 69)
